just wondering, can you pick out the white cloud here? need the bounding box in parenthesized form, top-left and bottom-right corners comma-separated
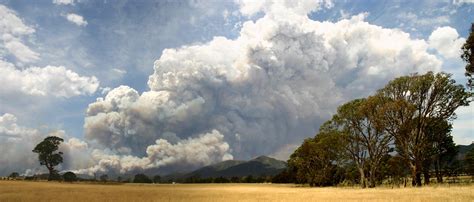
(0, 6, 99, 99)
(0, 61, 99, 98)
(4, 39, 40, 63)
(428, 26, 466, 59)
(236, 0, 334, 17)
(52, 0, 75, 5)
(452, 105, 474, 145)
(0, 5, 34, 36)
(397, 12, 450, 30)
(110, 68, 126, 80)
(0, 5, 39, 63)
(453, 0, 474, 5)
(65, 13, 88, 26)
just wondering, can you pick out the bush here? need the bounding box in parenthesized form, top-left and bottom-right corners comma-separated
(153, 175, 161, 183)
(100, 174, 108, 182)
(9, 172, 19, 179)
(63, 172, 77, 182)
(133, 174, 152, 183)
(49, 171, 62, 181)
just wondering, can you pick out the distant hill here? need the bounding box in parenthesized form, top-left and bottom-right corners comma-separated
(457, 143, 474, 160)
(170, 156, 286, 180)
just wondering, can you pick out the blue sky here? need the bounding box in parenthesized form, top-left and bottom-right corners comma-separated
(0, 0, 473, 175)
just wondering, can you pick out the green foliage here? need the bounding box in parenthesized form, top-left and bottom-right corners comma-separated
(32, 136, 64, 181)
(289, 71, 470, 188)
(133, 173, 152, 183)
(100, 174, 109, 182)
(288, 125, 345, 186)
(465, 147, 474, 176)
(271, 169, 296, 183)
(461, 23, 474, 89)
(9, 172, 19, 178)
(377, 71, 470, 186)
(213, 176, 230, 183)
(423, 118, 458, 183)
(153, 175, 161, 183)
(63, 172, 77, 182)
(332, 96, 393, 188)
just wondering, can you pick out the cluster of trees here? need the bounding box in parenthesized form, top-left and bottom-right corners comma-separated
(283, 24, 474, 188)
(285, 71, 472, 188)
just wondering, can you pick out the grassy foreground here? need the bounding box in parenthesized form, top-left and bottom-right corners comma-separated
(0, 181, 473, 202)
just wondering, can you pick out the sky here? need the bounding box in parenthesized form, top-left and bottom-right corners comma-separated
(0, 0, 473, 176)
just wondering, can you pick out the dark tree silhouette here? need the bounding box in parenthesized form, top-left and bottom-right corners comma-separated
(9, 172, 19, 179)
(133, 173, 152, 183)
(63, 172, 77, 182)
(461, 23, 474, 89)
(465, 147, 474, 176)
(32, 136, 64, 181)
(153, 175, 161, 183)
(100, 174, 109, 182)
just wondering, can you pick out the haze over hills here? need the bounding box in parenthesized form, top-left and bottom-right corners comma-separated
(163, 156, 286, 180)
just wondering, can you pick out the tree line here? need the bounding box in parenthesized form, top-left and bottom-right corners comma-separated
(281, 71, 473, 188)
(276, 23, 474, 188)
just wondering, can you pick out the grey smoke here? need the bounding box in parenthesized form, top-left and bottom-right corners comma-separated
(80, 4, 441, 174)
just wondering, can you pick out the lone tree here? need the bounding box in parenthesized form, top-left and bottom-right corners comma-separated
(461, 23, 474, 89)
(32, 136, 64, 181)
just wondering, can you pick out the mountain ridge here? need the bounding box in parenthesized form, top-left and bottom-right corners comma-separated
(164, 155, 287, 180)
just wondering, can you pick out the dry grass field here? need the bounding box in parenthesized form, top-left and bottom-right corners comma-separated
(0, 180, 473, 202)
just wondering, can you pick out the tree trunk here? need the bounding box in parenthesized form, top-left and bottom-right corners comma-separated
(435, 157, 443, 183)
(423, 170, 430, 185)
(369, 168, 376, 188)
(47, 167, 55, 181)
(359, 168, 367, 188)
(410, 163, 423, 187)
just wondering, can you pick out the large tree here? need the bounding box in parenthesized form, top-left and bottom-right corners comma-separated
(377, 72, 470, 186)
(288, 122, 345, 187)
(332, 96, 393, 188)
(32, 136, 64, 181)
(424, 118, 457, 183)
(461, 23, 474, 89)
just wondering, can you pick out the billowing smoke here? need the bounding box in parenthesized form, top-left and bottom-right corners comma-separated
(78, 1, 441, 174)
(75, 130, 232, 175)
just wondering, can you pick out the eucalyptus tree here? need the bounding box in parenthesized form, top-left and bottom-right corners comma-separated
(377, 72, 470, 186)
(288, 122, 345, 186)
(332, 96, 393, 188)
(32, 136, 64, 181)
(461, 23, 474, 89)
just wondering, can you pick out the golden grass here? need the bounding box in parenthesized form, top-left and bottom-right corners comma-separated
(0, 180, 473, 202)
